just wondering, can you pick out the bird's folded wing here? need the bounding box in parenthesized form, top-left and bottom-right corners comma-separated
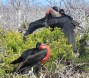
(10, 48, 36, 64)
(17, 49, 47, 70)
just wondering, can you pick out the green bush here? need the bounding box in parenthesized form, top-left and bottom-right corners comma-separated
(0, 27, 75, 75)
(77, 28, 89, 61)
(74, 28, 89, 72)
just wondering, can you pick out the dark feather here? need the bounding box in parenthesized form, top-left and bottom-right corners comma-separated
(10, 48, 38, 64)
(16, 49, 47, 72)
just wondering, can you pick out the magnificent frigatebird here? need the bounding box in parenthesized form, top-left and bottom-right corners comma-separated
(10, 42, 50, 73)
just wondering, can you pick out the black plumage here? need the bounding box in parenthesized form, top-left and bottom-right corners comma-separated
(24, 18, 47, 36)
(10, 43, 47, 73)
(10, 48, 38, 64)
(24, 11, 77, 52)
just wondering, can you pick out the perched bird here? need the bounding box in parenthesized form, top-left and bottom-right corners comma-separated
(10, 42, 50, 73)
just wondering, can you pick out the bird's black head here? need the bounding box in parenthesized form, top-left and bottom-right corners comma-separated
(59, 9, 65, 15)
(52, 6, 60, 12)
(36, 42, 41, 49)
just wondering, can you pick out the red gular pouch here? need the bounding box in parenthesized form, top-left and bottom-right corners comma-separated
(46, 8, 52, 15)
(39, 44, 50, 64)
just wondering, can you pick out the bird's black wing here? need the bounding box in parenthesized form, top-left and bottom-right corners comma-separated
(10, 48, 36, 64)
(16, 49, 47, 72)
(24, 18, 47, 35)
